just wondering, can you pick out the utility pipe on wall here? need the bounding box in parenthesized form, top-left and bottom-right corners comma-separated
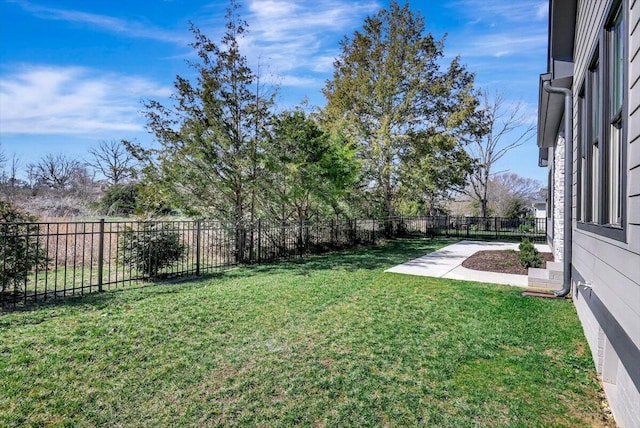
(543, 82, 573, 298)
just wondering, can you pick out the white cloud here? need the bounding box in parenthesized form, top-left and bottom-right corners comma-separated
(249, 0, 303, 19)
(277, 74, 324, 88)
(310, 54, 338, 73)
(454, 0, 549, 24)
(8, 0, 190, 44)
(443, 2, 547, 62)
(248, 0, 379, 34)
(238, 0, 380, 87)
(0, 65, 171, 135)
(535, 3, 548, 21)
(457, 33, 547, 58)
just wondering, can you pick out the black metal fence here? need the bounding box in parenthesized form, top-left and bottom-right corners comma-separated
(0, 216, 545, 309)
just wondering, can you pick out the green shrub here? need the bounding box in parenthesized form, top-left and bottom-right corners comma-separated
(518, 223, 535, 233)
(119, 222, 186, 278)
(518, 238, 542, 269)
(95, 183, 140, 216)
(0, 202, 49, 300)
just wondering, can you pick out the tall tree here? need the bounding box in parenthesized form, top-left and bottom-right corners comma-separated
(399, 131, 474, 215)
(488, 172, 541, 217)
(27, 153, 83, 191)
(465, 92, 535, 218)
(322, 1, 479, 217)
(87, 140, 138, 185)
(262, 109, 358, 222)
(0, 153, 20, 197)
(138, 0, 273, 222)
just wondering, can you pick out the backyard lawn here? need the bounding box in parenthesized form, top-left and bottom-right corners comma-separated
(0, 238, 609, 426)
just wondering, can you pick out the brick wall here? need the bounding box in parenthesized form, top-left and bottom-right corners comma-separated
(552, 135, 565, 262)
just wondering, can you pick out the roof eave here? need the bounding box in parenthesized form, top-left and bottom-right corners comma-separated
(537, 0, 577, 150)
(538, 74, 572, 148)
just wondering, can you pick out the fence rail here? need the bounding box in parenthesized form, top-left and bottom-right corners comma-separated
(1, 216, 545, 309)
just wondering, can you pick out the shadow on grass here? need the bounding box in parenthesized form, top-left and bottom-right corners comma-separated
(2, 237, 458, 315)
(227, 237, 455, 278)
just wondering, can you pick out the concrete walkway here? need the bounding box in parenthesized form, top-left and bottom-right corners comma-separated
(385, 240, 551, 287)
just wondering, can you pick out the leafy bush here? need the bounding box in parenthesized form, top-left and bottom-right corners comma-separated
(518, 238, 542, 269)
(119, 222, 186, 278)
(518, 223, 535, 233)
(0, 202, 49, 300)
(504, 197, 529, 218)
(95, 183, 140, 216)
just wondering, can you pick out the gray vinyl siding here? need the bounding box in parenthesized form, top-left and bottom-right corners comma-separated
(573, 0, 607, 88)
(571, 0, 640, 341)
(546, 2, 640, 425)
(573, 234, 640, 349)
(630, 0, 640, 261)
(571, 0, 607, 246)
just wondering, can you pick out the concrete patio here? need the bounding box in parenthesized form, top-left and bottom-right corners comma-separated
(385, 240, 552, 288)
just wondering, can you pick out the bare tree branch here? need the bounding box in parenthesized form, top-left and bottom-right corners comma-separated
(87, 140, 138, 185)
(27, 153, 83, 191)
(0, 143, 6, 172)
(465, 91, 536, 218)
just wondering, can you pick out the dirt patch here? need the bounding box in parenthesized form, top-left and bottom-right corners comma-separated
(462, 250, 554, 275)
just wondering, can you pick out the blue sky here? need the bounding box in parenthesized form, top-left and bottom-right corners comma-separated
(0, 0, 549, 183)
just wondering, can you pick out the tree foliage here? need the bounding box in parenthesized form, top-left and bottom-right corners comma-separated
(137, 0, 272, 222)
(0, 201, 49, 300)
(262, 110, 359, 221)
(322, 1, 479, 217)
(94, 183, 141, 216)
(399, 131, 474, 216)
(119, 223, 186, 278)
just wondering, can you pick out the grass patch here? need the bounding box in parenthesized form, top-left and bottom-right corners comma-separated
(0, 238, 608, 426)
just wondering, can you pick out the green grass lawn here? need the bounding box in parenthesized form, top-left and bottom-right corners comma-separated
(0, 238, 609, 427)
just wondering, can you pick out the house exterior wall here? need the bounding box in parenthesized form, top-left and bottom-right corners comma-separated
(546, 149, 554, 246)
(569, 1, 640, 426)
(533, 202, 546, 219)
(552, 137, 565, 262)
(629, 0, 640, 252)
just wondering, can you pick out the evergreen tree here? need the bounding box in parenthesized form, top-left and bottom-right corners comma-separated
(322, 1, 479, 217)
(139, 0, 273, 224)
(262, 109, 359, 222)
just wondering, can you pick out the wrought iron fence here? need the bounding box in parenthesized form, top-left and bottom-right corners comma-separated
(0, 216, 545, 309)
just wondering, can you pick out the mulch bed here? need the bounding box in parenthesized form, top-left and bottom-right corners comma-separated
(461, 250, 554, 275)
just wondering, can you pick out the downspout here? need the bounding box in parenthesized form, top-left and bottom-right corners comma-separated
(543, 82, 573, 297)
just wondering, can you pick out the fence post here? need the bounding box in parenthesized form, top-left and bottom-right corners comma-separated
(195, 219, 201, 276)
(97, 219, 104, 293)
